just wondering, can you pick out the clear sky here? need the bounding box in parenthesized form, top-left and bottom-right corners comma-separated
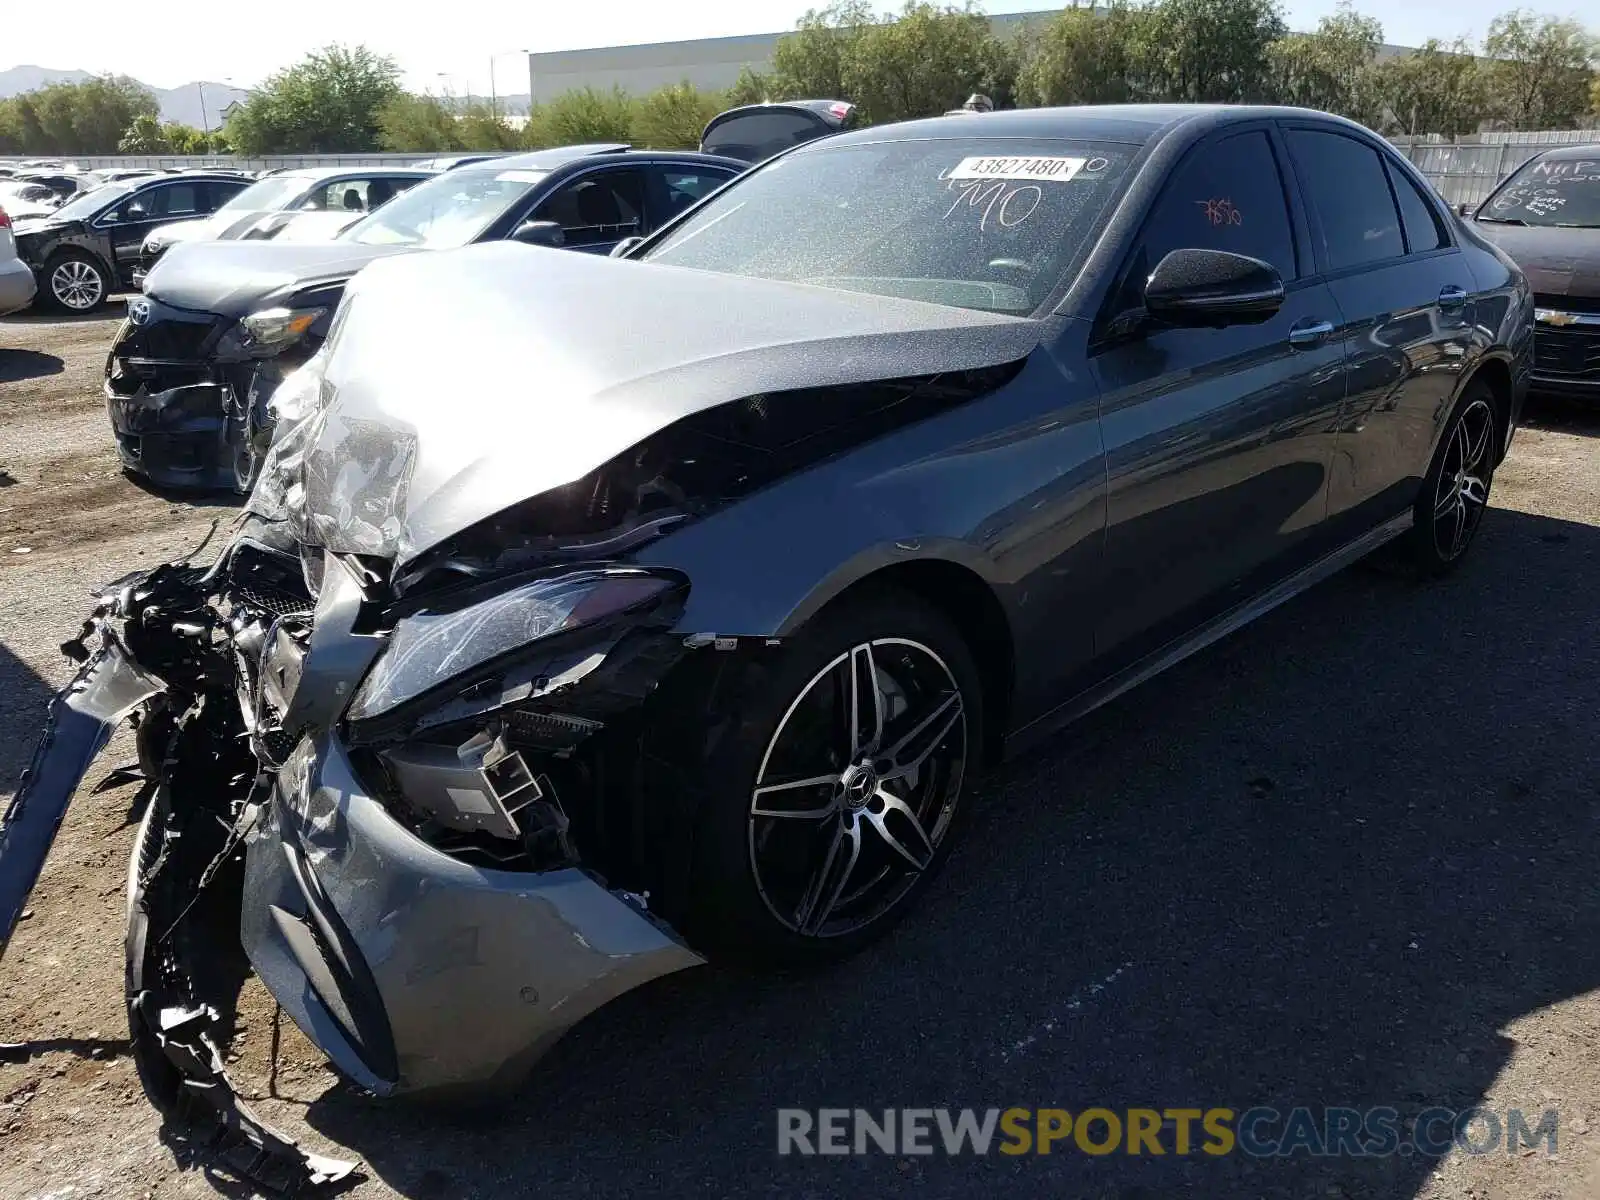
(3, 0, 1583, 94)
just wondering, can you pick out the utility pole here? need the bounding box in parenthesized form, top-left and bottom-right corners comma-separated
(490, 50, 529, 120)
(198, 81, 209, 133)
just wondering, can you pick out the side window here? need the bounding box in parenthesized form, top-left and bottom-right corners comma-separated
(1135, 131, 1299, 287)
(533, 169, 646, 247)
(655, 168, 734, 223)
(200, 181, 248, 213)
(143, 184, 199, 218)
(1286, 129, 1404, 270)
(1385, 159, 1446, 254)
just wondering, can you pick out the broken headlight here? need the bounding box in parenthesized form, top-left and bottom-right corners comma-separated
(215, 305, 328, 360)
(347, 567, 682, 721)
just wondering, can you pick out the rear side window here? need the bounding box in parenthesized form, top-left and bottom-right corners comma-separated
(656, 169, 733, 221)
(1129, 130, 1299, 290)
(1287, 129, 1404, 270)
(703, 111, 825, 163)
(204, 181, 249, 212)
(1386, 160, 1446, 253)
(153, 184, 199, 216)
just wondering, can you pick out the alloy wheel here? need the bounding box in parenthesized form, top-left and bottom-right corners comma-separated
(50, 259, 104, 311)
(748, 638, 967, 939)
(1432, 397, 1494, 562)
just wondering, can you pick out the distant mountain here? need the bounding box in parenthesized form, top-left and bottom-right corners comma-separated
(0, 65, 249, 129)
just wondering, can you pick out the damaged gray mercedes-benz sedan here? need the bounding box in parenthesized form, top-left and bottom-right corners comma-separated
(1, 104, 1530, 1189)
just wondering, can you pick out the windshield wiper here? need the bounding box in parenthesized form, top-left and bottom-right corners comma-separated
(1475, 216, 1528, 225)
(1554, 223, 1600, 229)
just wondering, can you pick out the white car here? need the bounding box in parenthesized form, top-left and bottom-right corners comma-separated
(0, 204, 38, 315)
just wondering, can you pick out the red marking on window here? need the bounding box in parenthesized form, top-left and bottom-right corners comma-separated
(1197, 198, 1243, 227)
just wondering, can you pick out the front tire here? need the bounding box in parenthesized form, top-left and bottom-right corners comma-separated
(42, 251, 109, 314)
(1398, 380, 1500, 575)
(668, 589, 983, 964)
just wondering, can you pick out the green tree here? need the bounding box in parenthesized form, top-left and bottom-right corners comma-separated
(225, 44, 401, 153)
(1483, 10, 1597, 130)
(456, 102, 522, 151)
(633, 82, 725, 148)
(1267, 1, 1384, 125)
(843, 2, 1016, 123)
(378, 93, 464, 151)
(1372, 38, 1488, 136)
(5, 76, 158, 154)
(118, 113, 171, 153)
(1135, 0, 1287, 104)
(1592, 70, 1600, 119)
(770, 1, 875, 99)
(163, 123, 210, 153)
(725, 66, 772, 106)
(1020, 0, 1143, 106)
(524, 87, 636, 148)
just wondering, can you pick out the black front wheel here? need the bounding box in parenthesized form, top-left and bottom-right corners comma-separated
(667, 589, 982, 964)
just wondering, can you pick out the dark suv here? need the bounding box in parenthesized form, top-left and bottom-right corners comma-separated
(110, 146, 744, 491)
(13, 172, 252, 311)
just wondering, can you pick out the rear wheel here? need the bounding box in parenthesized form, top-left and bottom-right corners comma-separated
(1397, 380, 1499, 575)
(43, 251, 109, 313)
(669, 590, 982, 964)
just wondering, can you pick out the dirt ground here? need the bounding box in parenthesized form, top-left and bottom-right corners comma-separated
(1, 308, 1599, 1200)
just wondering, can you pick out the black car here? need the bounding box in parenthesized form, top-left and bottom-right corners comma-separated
(12, 172, 253, 311)
(109, 145, 744, 492)
(4, 107, 1534, 1190)
(1468, 144, 1600, 400)
(700, 98, 857, 163)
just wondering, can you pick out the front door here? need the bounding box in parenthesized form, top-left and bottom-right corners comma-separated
(106, 181, 206, 284)
(529, 167, 647, 255)
(1090, 126, 1347, 670)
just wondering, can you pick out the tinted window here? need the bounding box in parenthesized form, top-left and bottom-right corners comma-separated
(656, 168, 733, 221)
(143, 183, 198, 217)
(533, 169, 645, 246)
(1386, 160, 1445, 253)
(647, 137, 1137, 315)
(702, 111, 824, 163)
(1288, 129, 1404, 270)
(203, 180, 250, 212)
(1137, 130, 1298, 280)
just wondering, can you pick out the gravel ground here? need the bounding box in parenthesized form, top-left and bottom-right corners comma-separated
(1, 309, 1598, 1200)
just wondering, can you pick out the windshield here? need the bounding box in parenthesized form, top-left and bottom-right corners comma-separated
(1479, 156, 1600, 228)
(340, 166, 548, 249)
(644, 137, 1136, 314)
(218, 174, 315, 213)
(49, 182, 128, 222)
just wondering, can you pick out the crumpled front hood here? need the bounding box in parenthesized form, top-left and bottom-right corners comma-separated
(1475, 222, 1600, 298)
(262, 241, 1041, 567)
(145, 238, 413, 317)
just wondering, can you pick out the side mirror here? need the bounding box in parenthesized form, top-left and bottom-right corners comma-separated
(511, 220, 565, 248)
(1143, 248, 1284, 328)
(609, 235, 645, 259)
(125, 203, 146, 220)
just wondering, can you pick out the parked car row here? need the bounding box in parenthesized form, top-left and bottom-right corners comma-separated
(1, 102, 1542, 1195)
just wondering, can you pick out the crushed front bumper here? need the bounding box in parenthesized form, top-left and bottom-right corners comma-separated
(105, 376, 237, 489)
(243, 734, 702, 1099)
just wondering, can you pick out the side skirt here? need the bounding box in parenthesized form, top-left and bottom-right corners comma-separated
(1003, 510, 1414, 759)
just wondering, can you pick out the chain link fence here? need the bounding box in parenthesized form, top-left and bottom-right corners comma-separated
(1393, 130, 1600, 209)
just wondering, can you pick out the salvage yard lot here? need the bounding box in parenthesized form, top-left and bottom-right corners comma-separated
(2, 308, 1599, 1200)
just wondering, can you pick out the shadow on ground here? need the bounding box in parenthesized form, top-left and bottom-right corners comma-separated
(281, 503, 1600, 1199)
(0, 349, 64, 383)
(0, 640, 56, 795)
(1522, 391, 1600, 436)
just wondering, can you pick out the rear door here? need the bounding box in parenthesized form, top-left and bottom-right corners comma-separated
(1090, 125, 1347, 668)
(1282, 125, 1475, 531)
(528, 166, 648, 254)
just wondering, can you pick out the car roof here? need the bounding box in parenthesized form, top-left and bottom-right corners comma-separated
(816, 103, 1365, 149)
(277, 165, 435, 181)
(466, 146, 745, 173)
(1533, 143, 1600, 162)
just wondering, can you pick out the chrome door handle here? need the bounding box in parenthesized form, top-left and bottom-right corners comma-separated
(1439, 285, 1469, 308)
(1288, 319, 1334, 346)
